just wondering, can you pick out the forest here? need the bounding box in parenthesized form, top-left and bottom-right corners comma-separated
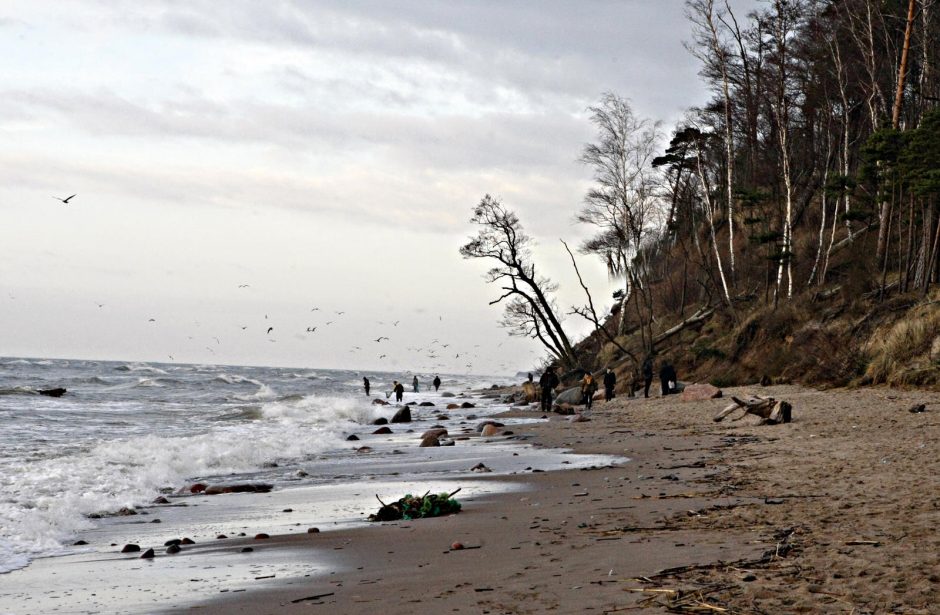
(462, 0, 940, 388)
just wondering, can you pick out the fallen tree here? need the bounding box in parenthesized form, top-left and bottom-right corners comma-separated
(713, 395, 792, 425)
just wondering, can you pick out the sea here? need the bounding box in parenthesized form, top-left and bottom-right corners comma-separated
(0, 356, 616, 585)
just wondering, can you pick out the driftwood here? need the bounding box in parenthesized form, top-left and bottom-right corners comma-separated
(713, 395, 792, 425)
(653, 307, 715, 345)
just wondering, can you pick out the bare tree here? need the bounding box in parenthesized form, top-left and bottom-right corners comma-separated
(577, 92, 663, 339)
(459, 195, 576, 367)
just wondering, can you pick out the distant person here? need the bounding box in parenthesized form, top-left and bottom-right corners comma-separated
(363, 377, 370, 396)
(433, 375, 441, 391)
(660, 363, 677, 396)
(412, 376, 419, 393)
(603, 367, 616, 402)
(580, 373, 597, 410)
(527, 373, 534, 383)
(642, 355, 654, 398)
(538, 369, 560, 412)
(392, 381, 404, 402)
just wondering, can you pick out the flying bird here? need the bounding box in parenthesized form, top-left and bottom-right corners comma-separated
(335, 311, 345, 315)
(95, 303, 104, 308)
(238, 284, 250, 288)
(326, 321, 333, 325)
(148, 318, 156, 322)
(375, 336, 389, 342)
(213, 337, 220, 345)
(53, 194, 77, 204)
(267, 327, 274, 334)
(311, 307, 320, 311)
(392, 321, 399, 326)
(378, 354, 386, 359)
(306, 327, 317, 332)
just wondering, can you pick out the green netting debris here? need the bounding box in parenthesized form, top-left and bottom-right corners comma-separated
(368, 488, 462, 522)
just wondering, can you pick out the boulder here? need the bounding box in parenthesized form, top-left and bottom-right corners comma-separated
(372, 398, 389, 406)
(555, 387, 584, 405)
(680, 383, 723, 401)
(356, 446, 373, 453)
(568, 413, 591, 423)
(372, 417, 388, 425)
(121, 544, 140, 553)
(419, 435, 441, 447)
(140, 548, 155, 559)
(440, 439, 455, 446)
(419, 401, 435, 407)
(166, 544, 181, 554)
(390, 407, 412, 423)
(38, 387, 67, 397)
(180, 538, 195, 545)
(475, 420, 503, 432)
(255, 533, 270, 540)
(373, 426, 392, 434)
(422, 428, 448, 439)
(437, 414, 450, 420)
(307, 527, 320, 533)
(480, 424, 500, 437)
(553, 404, 577, 415)
(152, 496, 170, 504)
(470, 462, 492, 472)
(187, 483, 208, 494)
(441, 392, 456, 397)
(446, 403, 460, 410)
(460, 402, 476, 409)
(346, 434, 359, 441)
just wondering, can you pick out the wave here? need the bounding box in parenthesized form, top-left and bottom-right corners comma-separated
(213, 373, 263, 386)
(0, 386, 37, 396)
(113, 363, 168, 375)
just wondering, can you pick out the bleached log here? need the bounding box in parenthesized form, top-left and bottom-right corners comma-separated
(653, 307, 716, 345)
(714, 395, 791, 424)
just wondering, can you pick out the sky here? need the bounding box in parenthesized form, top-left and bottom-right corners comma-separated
(0, 0, 760, 375)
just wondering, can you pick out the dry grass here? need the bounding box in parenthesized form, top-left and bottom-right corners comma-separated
(864, 302, 940, 385)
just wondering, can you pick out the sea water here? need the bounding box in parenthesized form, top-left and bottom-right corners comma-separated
(0, 357, 616, 579)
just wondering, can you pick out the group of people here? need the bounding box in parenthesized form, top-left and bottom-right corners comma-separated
(639, 356, 677, 398)
(362, 375, 442, 401)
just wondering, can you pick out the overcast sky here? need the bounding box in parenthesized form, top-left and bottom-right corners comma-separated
(0, 0, 759, 375)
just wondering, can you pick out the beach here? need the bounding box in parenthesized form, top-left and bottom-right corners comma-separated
(4, 382, 939, 614)
(186, 384, 940, 614)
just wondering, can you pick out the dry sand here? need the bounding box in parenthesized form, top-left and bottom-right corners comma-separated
(177, 384, 940, 614)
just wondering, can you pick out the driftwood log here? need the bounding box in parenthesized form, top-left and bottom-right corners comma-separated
(713, 395, 792, 425)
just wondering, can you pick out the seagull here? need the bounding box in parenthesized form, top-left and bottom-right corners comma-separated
(378, 354, 386, 359)
(335, 311, 345, 315)
(168, 355, 174, 360)
(392, 321, 399, 326)
(311, 307, 320, 311)
(238, 284, 250, 288)
(53, 194, 77, 204)
(267, 327, 274, 334)
(148, 318, 156, 322)
(375, 336, 389, 342)
(213, 337, 220, 345)
(240, 326, 247, 330)
(95, 303, 104, 308)
(306, 327, 317, 332)
(205, 346, 215, 353)
(325, 321, 333, 325)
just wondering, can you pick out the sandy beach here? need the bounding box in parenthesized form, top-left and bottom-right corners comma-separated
(188, 384, 940, 614)
(6, 383, 938, 614)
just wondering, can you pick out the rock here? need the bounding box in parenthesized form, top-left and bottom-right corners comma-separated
(140, 548, 155, 559)
(419, 401, 435, 407)
(164, 539, 181, 547)
(181, 538, 195, 545)
(346, 434, 360, 441)
(422, 428, 449, 439)
(373, 426, 393, 434)
(555, 387, 584, 405)
(909, 403, 927, 413)
(680, 383, 723, 401)
(470, 463, 491, 472)
(74, 540, 88, 545)
(372, 398, 389, 405)
(307, 527, 320, 533)
(446, 403, 460, 410)
(405, 401, 416, 405)
(356, 446, 373, 453)
(460, 402, 475, 408)
(38, 387, 67, 397)
(441, 392, 456, 397)
(166, 544, 181, 554)
(217, 535, 228, 539)
(451, 541, 464, 550)
(203, 483, 273, 495)
(152, 496, 170, 504)
(391, 407, 412, 423)
(440, 439, 455, 446)
(116, 507, 137, 516)
(297, 470, 308, 477)
(419, 435, 441, 447)
(241, 547, 253, 553)
(568, 414, 590, 423)
(151, 518, 161, 523)
(254, 533, 270, 540)
(121, 544, 140, 553)
(282, 508, 293, 513)
(437, 414, 450, 420)
(481, 425, 500, 437)
(187, 483, 208, 494)
(759, 375, 772, 386)
(553, 404, 576, 415)
(466, 414, 477, 420)
(475, 420, 503, 431)
(372, 417, 389, 425)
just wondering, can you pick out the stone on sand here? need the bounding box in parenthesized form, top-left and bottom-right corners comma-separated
(680, 383, 723, 401)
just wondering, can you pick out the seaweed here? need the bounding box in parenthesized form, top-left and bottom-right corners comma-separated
(368, 488, 462, 522)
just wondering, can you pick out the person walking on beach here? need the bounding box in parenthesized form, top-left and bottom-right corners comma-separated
(538, 368, 559, 412)
(392, 381, 404, 402)
(660, 362, 677, 396)
(580, 372, 597, 410)
(363, 377, 370, 396)
(433, 375, 441, 391)
(603, 367, 616, 402)
(412, 376, 419, 393)
(642, 355, 654, 398)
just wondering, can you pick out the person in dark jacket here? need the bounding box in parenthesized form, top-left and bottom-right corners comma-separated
(363, 377, 370, 396)
(660, 363, 677, 396)
(412, 376, 419, 393)
(538, 369, 560, 411)
(393, 381, 405, 402)
(603, 367, 616, 402)
(581, 373, 598, 409)
(642, 356, 654, 398)
(432, 375, 441, 391)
